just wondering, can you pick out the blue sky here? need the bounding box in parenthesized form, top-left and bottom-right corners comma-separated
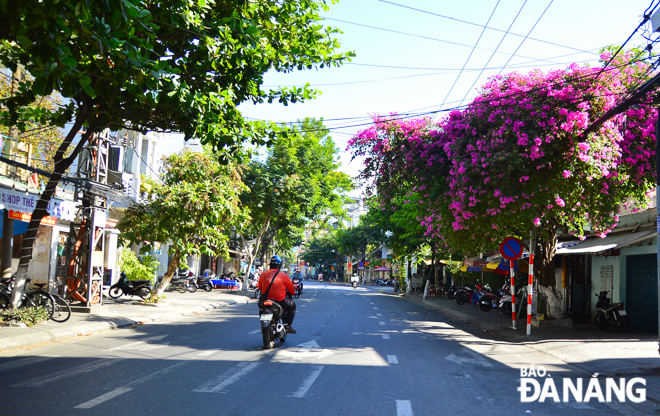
(239, 0, 656, 188)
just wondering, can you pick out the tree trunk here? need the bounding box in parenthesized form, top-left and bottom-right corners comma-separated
(153, 251, 182, 300)
(10, 116, 94, 309)
(243, 213, 271, 281)
(534, 226, 565, 319)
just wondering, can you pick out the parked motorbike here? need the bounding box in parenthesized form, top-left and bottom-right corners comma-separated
(196, 276, 214, 292)
(594, 291, 628, 332)
(455, 286, 476, 305)
(166, 276, 195, 293)
(479, 284, 508, 312)
(500, 286, 527, 317)
(258, 300, 288, 349)
(109, 273, 152, 299)
(446, 285, 460, 300)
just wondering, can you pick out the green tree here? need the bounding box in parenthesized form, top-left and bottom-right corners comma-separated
(1, 0, 353, 307)
(0, 70, 65, 175)
(239, 118, 352, 274)
(118, 150, 248, 301)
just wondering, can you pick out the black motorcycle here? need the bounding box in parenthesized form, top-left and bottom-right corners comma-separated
(594, 291, 628, 332)
(166, 276, 195, 293)
(197, 277, 214, 292)
(258, 300, 287, 349)
(109, 273, 152, 299)
(446, 285, 460, 300)
(190, 276, 212, 292)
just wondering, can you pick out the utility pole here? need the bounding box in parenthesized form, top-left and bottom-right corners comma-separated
(1, 67, 20, 281)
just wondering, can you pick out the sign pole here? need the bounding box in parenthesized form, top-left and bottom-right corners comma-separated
(510, 260, 516, 330)
(527, 233, 535, 336)
(500, 236, 523, 331)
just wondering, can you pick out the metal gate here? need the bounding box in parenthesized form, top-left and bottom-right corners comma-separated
(625, 254, 658, 333)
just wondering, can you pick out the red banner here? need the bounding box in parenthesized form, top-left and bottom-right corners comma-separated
(9, 210, 57, 226)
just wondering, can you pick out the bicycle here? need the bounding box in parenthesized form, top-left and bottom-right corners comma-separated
(32, 284, 71, 323)
(0, 278, 70, 322)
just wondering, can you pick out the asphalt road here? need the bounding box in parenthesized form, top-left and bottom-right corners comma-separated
(0, 282, 647, 416)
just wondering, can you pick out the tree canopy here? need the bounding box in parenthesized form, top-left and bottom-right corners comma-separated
(1, 0, 353, 306)
(239, 118, 352, 273)
(118, 150, 248, 300)
(349, 51, 658, 289)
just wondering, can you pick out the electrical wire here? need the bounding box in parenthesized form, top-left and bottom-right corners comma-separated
(376, 0, 600, 56)
(458, 0, 529, 108)
(323, 18, 562, 65)
(593, 0, 660, 81)
(436, 0, 502, 118)
(498, 0, 554, 76)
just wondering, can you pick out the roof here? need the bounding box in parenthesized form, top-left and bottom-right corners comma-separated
(556, 230, 656, 255)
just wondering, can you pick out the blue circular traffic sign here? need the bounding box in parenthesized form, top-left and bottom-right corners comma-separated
(499, 237, 523, 261)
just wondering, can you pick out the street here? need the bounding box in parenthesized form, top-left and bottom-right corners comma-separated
(0, 282, 653, 416)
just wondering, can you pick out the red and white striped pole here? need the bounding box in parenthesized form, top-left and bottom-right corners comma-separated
(510, 259, 516, 330)
(527, 253, 534, 336)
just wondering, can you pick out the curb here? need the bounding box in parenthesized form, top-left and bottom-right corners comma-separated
(0, 296, 250, 352)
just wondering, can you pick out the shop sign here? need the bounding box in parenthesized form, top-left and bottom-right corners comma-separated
(8, 210, 56, 226)
(0, 188, 76, 221)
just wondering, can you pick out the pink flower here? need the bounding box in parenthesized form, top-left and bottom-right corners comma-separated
(562, 170, 571, 178)
(533, 218, 541, 227)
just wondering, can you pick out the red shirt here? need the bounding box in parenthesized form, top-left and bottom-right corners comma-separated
(258, 269, 294, 302)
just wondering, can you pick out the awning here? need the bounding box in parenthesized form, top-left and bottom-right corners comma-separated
(556, 230, 656, 255)
(463, 256, 487, 267)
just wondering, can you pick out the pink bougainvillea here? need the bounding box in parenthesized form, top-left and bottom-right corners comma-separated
(348, 52, 657, 271)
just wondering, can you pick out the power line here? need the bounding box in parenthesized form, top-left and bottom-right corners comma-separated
(459, 0, 529, 108)
(323, 17, 562, 65)
(593, 0, 659, 81)
(376, 0, 599, 56)
(498, 0, 554, 76)
(264, 58, 602, 89)
(436, 0, 502, 117)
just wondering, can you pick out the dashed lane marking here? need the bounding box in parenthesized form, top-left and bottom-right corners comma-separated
(13, 358, 122, 388)
(387, 355, 399, 364)
(379, 322, 385, 326)
(0, 356, 58, 373)
(192, 362, 261, 393)
(74, 362, 185, 408)
(198, 349, 220, 356)
(290, 366, 324, 398)
(382, 334, 390, 339)
(396, 400, 414, 416)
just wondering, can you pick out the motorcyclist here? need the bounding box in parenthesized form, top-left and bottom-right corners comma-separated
(291, 271, 303, 295)
(350, 274, 359, 286)
(258, 255, 297, 334)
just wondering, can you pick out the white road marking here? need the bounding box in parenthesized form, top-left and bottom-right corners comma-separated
(74, 388, 132, 409)
(248, 330, 260, 335)
(379, 322, 385, 326)
(290, 366, 324, 398)
(74, 362, 185, 408)
(13, 358, 122, 388)
(387, 355, 399, 364)
(0, 356, 58, 372)
(373, 307, 378, 310)
(382, 334, 390, 339)
(444, 347, 493, 367)
(198, 349, 219, 356)
(107, 335, 168, 351)
(396, 400, 414, 416)
(193, 362, 260, 393)
(376, 314, 382, 316)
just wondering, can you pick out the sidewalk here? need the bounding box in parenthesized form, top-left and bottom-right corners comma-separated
(391, 286, 660, 409)
(0, 290, 252, 352)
